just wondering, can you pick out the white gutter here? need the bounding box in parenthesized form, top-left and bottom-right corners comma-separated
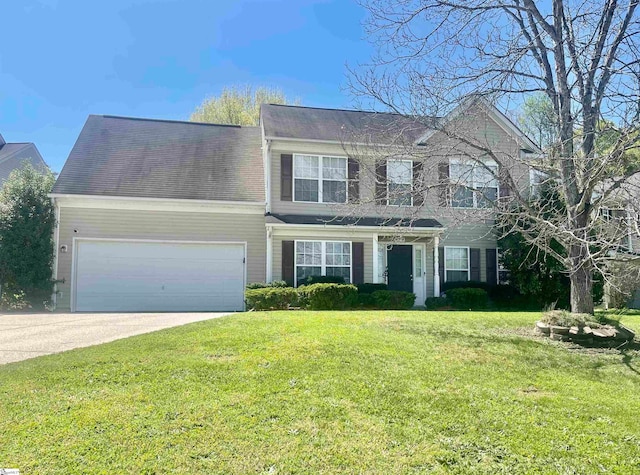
(48, 193, 265, 207)
(264, 135, 409, 148)
(265, 222, 445, 233)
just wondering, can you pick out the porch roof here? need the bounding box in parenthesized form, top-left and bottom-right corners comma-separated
(266, 213, 443, 230)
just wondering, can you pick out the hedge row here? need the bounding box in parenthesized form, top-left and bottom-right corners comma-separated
(245, 282, 415, 311)
(431, 281, 544, 311)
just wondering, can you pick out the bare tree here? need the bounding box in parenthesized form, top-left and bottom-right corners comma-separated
(344, 0, 640, 314)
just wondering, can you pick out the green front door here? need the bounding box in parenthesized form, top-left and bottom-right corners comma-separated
(387, 245, 413, 292)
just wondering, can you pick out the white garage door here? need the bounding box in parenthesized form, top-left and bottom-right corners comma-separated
(74, 240, 245, 312)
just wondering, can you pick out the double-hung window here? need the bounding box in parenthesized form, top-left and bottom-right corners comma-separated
(444, 247, 469, 282)
(295, 240, 351, 285)
(387, 159, 413, 206)
(293, 154, 347, 203)
(450, 160, 498, 208)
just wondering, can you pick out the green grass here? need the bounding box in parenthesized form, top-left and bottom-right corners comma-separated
(1, 311, 640, 474)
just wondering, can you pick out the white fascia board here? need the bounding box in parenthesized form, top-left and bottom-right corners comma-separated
(267, 222, 445, 235)
(49, 194, 266, 214)
(264, 135, 400, 148)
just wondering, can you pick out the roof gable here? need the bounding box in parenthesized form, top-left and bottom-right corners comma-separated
(415, 98, 541, 152)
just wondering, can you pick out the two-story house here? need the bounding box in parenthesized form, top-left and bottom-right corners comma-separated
(50, 100, 538, 312)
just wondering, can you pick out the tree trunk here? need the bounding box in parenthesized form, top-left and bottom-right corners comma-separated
(569, 248, 594, 314)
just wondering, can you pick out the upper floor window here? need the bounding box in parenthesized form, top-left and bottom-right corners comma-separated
(387, 159, 413, 206)
(293, 154, 347, 203)
(450, 160, 498, 208)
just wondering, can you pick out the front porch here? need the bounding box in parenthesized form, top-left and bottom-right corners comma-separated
(265, 213, 445, 302)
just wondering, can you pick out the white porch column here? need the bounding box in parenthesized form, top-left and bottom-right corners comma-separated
(433, 235, 440, 296)
(372, 234, 379, 283)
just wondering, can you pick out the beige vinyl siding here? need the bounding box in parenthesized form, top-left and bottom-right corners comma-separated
(271, 235, 373, 284)
(270, 141, 377, 216)
(269, 106, 529, 223)
(439, 222, 498, 283)
(55, 207, 266, 311)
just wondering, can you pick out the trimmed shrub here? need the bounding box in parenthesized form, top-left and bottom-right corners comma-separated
(298, 283, 358, 310)
(356, 283, 388, 294)
(245, 287, 298, 310)
(246, 282, 269, 290)
(425, 296, 449, 310)
(303, 275, 346, 285)
(442, 281, 492, 293)
(446, 287, 489, 309)
(246, 280, 290, 290)
(372, 290, 416, 310)
(270, 280, 289, 288)
(357, 293, 377, 308)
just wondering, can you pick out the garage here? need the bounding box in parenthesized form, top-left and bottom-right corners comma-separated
(73, 239, 246, 312)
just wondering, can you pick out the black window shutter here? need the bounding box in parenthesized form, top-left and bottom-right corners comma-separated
(438, 162, 450, 207)
(282, 240, 295, 286)
(438, 247, 445, 287)
(486, 248, 497, 285)
(470, 248, 481, 281)
(375, 160, 387, 205)
(352, 242, 364, 284)
(412, 161, 424, 207)
(348, 158, 360, 203)
(281, 154, 293, 201)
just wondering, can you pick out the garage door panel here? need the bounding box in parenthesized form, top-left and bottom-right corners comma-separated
(75, 240, 245, 312)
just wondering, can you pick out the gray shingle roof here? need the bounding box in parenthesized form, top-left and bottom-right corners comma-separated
(266, 213, 442, 229)
(52, 115, 265, 202)
(261, 104, 432, 144)
(0, 142, 47, 186)
(0, 143, 31, 160)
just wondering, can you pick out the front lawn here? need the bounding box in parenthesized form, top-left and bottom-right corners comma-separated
(1, 311, 639, 474)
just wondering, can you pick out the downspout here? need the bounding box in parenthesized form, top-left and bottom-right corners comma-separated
(261, 121, 272, 214)
(433, 234, 440, 297)
(51, 196, 61, 310)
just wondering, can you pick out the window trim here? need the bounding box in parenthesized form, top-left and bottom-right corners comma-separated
(294, 240, 352, 286)
(529, 168, 548, 198)
(444, 246, 470, 283)
(449, 159, 499, 209)
(292, 153, 349, 204)
(386, 158, 414, 207)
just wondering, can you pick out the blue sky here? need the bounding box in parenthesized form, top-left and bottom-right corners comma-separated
(0, 0, 370, 172)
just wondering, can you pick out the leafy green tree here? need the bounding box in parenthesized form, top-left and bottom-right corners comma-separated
(190, 85, 299, 126)
(0, 164, 56, 307)
(498, 183, 603, 308)
(518, 93, 557, 149)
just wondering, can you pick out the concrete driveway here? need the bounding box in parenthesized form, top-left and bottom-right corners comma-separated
(0, 312, 230, 365)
